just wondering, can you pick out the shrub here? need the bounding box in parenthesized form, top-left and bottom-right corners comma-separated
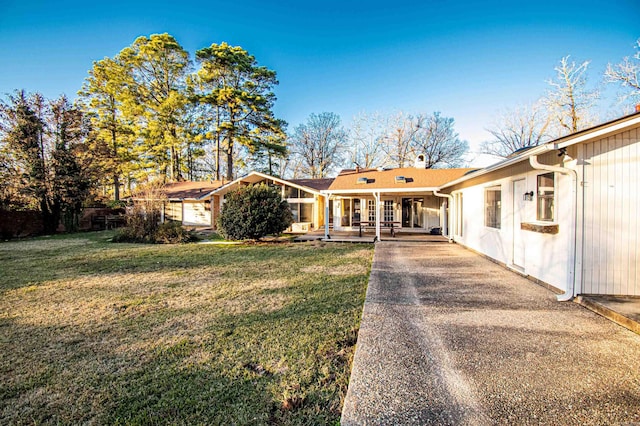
(111, 207, 160, 243)
(111, 180, 201, 244)
(217, 183, 293, 240)
(155, 221, 200, 244)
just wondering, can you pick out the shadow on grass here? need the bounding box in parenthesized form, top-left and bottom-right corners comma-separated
(0, 237, 368, 291)
(0, 238, 371, 425)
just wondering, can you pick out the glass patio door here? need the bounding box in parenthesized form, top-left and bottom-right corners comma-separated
(401, 198, 425, 228)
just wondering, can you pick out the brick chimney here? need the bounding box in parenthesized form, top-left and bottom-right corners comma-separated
(636, 104, 640, 113)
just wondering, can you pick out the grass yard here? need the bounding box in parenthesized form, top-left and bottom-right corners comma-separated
(0, 232, 373, 425)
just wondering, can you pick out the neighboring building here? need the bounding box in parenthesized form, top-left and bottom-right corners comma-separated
(321, 156, 475, 241)
(161, 181, 224, 227)
(206, 171, 333, 233)
(143, 110, 640, 300)
(438, 111, 640, 299)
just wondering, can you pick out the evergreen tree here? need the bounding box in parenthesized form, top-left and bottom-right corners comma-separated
(119, 33, 193, 182)
(195, 42, 286, 180)
(79, 56, 136, 200)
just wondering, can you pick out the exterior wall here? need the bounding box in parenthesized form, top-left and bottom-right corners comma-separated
(452, 168, 573, 292)
(182, 200, 211, 226)
(317, 196, 325, 230)
(212, 195, 220, 229)
(580, 127, 640, 296)
(164, 201, 183, 222)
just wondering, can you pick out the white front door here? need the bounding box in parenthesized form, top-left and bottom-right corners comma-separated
(512, 179, 526, 268)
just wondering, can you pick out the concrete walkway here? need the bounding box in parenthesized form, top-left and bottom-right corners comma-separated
(342, 241, 640, 425)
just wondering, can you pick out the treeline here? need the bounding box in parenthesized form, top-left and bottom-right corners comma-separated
(481, 40, 640, 158)
(1, 32, 471, 216)
(1, 33, 287, 215)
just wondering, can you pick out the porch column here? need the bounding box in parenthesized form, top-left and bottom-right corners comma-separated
(324, 193, 330, 240)
(374, 192, 381, 242)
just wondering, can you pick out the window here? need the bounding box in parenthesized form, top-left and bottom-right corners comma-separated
(289, 202, 313, 224)
(485, 186, 501, 229)
(383, 200, 394, 225)
(284, 185, 299, 198)
(537, 173, 555, 221)
(367, 199, 376, 223)
(289, 202, 300, 222)
(455, 193, 463, 237)
(300, 203, 313, 222)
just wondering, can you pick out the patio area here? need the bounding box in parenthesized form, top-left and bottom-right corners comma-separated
(293, 228, 450, 243)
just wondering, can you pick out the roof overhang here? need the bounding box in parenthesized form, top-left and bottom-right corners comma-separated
(439, 111, 640, 190)
(322, 187, 441, 195)
(206, 171, 325, 198)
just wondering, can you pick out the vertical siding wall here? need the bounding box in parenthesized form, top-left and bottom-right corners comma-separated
(582, 128, 639, 296)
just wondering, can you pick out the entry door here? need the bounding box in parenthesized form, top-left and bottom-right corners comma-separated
(401, 198, 412, 227)
(512, 179, 526, 268)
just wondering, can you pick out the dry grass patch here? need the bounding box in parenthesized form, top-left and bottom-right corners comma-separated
(0, 231, 373, 425)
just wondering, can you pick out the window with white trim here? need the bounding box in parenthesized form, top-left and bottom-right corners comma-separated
(383, 200, 394, 225)
(537, 173, 555, 222)
(485, 186, 501, 229)
(367, 199, 376, 223)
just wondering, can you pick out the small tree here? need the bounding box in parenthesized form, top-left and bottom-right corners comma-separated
(605, 38, 640, 106)
(113, 181, 166, 243)
(217, 184, 293, 240)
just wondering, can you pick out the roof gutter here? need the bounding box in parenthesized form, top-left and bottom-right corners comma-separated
(440, 144, 555, 190)
(529, 154, 578, 302)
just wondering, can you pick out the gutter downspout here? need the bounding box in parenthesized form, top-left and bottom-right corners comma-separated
(433, 190, 453, 243)
(529, 155, 578, 301)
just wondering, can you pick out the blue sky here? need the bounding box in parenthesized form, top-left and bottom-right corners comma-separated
(1, 0, 638, 165)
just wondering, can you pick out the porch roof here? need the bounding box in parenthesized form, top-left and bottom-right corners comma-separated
(206, 171, 327, 197)
(324, 167, 476, 194)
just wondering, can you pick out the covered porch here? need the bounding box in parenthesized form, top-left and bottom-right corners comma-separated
(320, 190, 452, 242)
(295, 228, 450, 243)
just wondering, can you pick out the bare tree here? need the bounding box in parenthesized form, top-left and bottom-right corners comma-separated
(544, 56, 599, 135)
(481, 102, 552, 158)
(288, 112, 347, 178)
(605, 38, 640, 105)
(347, 112, 386, 169)
(381, 111, 421, 168)
(409, 112, 468, 168)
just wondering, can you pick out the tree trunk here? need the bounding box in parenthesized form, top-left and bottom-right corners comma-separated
(114, 174, 120, 201)
(111, 119, 120, 200)
(226, 135, 234, 181)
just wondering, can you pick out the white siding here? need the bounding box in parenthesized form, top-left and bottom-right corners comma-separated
(581, 128, 639, 296)
(453, 171, 573, 293)
(182, 201, 211, 226)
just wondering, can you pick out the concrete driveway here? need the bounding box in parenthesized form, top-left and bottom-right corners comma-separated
(341, 241, 640, 425)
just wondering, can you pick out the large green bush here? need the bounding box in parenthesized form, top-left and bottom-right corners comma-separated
(217, 184, 293, 240)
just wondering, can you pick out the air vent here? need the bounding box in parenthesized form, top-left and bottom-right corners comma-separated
(395, 176, 406, 184)
(356, 177, 368, 185)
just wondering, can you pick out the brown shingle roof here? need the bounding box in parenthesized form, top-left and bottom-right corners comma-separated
(288, 178, 334, 191)
(163, 181, 224, 199)
(327, 168, 477, 192)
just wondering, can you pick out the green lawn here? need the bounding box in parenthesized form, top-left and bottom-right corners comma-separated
(0, 232, 373, 425)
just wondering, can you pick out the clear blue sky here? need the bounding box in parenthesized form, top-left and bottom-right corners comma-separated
(1, 0, 638, 165)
